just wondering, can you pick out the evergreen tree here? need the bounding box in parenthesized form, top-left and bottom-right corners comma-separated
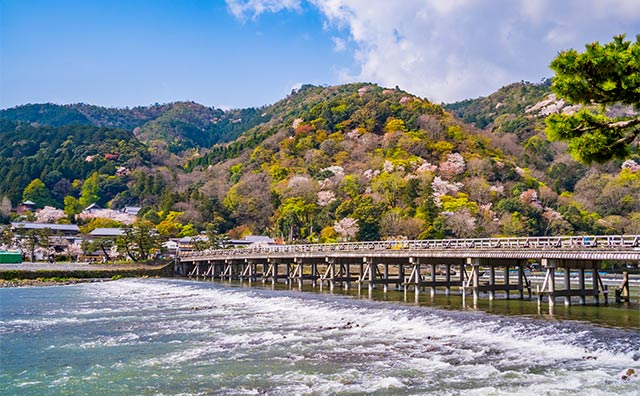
(546, 34, 640, 163)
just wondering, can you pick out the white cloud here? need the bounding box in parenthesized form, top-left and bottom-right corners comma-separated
(227, 0, 640, 101)
(226, 0, 301, 20)
(332, 36, 346, 52)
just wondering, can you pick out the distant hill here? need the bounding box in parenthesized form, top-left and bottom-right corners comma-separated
(0, 103, 93, 127)
(0, 102, 271, 153)
(0, 119, 150, 207)
(444, 80, 552, 129)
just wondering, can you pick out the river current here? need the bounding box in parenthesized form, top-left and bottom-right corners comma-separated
(1, 278, 639, 395)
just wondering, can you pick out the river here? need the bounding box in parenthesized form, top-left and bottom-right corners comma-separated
(1, 278, 639, 395)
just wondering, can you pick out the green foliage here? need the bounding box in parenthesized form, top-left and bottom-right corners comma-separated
(79, 217, 124, 233)
(22, 179, 55, 208)
(0, 103, 91, 126)
(116, 220, 160, 262)
(384, 118, 408, 133)
(63, 196, 83, 216)
(546, 34, 640, 163)
(440, 194, 479, 214)
(79, 172, 101, 207)
(0, 120, 149, 206)
(445, 80, 551, 128)
(156, 211, 184, 238)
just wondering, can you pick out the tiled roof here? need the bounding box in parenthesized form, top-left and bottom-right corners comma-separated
(11, 222, 80, 232)
(89, 228, 125, 237)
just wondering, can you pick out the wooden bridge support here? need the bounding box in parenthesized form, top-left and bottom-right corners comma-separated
(538, 259, 608, 306)
(405, 258, 466, 299)
(615, 271, 630, 303)
(464, 258, 530, 302)
(262, 258, 294, 285)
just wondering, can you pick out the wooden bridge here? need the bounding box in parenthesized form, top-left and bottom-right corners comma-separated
(176, 235, 640, 306)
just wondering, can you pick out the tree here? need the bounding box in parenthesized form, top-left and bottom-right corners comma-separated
(22, 179, 55, 208)
(156, 211, 184, 238)
(0, 225, 14, 249)
(333, 217, 359, 241)
(83, 237, 116, 261)
(16, 227, 52, 262)
(64, 196, 84, 217)
(80, 172, 100, 207)
(116, 220, 160, 261)
(546, 34, 640, 163)
(0, 195, 12, 220)
(35, 206, 66, 223)
(275, 197, 317, 242)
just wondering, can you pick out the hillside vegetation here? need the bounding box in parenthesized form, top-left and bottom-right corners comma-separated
(1, 82, 638, 240)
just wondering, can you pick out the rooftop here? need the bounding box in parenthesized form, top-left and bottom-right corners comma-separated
(89, 228, 125, 237)
(11, 222, 80, 233)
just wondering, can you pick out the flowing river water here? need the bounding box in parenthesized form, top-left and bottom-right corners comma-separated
(1, 278, 639, 395)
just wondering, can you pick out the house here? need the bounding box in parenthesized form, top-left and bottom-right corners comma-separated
(16, 200, 36, 214)
(11, 222, 81, 259)
(86, 228, 124, 260)
(89, 228, 125, 238)
(121, 206, 141, 216)
(229, 235, 276, 247)
(162, 239, 179, 256)
(11, 222, 80, 236)
(168, 235, 209, 256)
(83, 203, 101, 214)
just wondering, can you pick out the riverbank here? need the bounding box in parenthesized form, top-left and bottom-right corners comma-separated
(0, 278, 112, 288)
(0, 261, 174, 285)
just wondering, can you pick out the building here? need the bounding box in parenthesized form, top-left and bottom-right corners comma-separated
(89, 228, 125, 238)
(229, 235, 276, 247)
(11, 222, 80, 236)
(121, 206, 141, 216)
(16, 200, 36, 214)
(11, 222, 82, 261)
(83, 203, 101, 214)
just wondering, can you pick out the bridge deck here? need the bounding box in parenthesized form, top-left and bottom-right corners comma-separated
(179, 235, 640, 262)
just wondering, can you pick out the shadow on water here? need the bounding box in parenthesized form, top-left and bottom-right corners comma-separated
(204, 278, 640, 330)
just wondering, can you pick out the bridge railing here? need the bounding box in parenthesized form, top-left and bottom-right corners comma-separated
(181, 235, 640, 258)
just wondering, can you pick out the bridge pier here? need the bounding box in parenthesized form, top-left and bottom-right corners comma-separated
(472, 259, 480, 304)
(367, 258, 375, 293)
(538, 259, 608, 306)
(615, 271, 631, 303)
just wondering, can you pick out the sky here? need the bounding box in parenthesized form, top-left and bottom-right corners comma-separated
(1, 0, 639, 109)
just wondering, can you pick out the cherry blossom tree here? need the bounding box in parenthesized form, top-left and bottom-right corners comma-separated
(35, 206, 66, 223)
(431, 176, 463, 206)
(317, 190, 336, 207)
(439, 153, 465, 179)
(333, 217, 359, 242)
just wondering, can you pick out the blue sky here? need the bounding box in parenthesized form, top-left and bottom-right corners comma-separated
(1, 0, 639, 109)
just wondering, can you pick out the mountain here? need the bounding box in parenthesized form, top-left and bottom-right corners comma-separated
(444, 80, 552, 129)
(0, 103, 94, 127)
(1, 82, 638, 241)
(0, 102, 270, 153)
(0, 119, 150, 207)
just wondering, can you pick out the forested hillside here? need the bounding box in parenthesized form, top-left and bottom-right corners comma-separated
(0, 102, 269, 153)
(1, 82, 638, 240)
(0, 120, 150, 209)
